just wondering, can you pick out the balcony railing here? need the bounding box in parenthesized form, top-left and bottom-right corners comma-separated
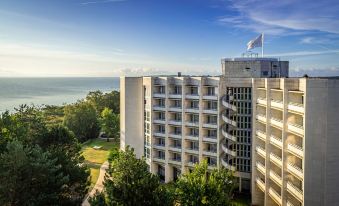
(153, 144, 165, 150)
(269, 187, 282, 205)
(168, 120, 182, 126)
(271, 117, 283, 128)
(256, 146, 266, 158)
(186, 121, 199, 127)
(287, 163, 303, 180)
(288, 123, 304, 136)
(203, 136, 217, 143)
(256, 130, 266, 141)
(271, 99, 283, 109)
(269, 170, 282, 186)
(256, 114, 267, 123)
(270, 153, 282, 167)
(221, 158, 236, 171)
(287, 181, 303, 202)
(185, 107, 200, 113)
(203, 122, 218, 129)
(257, 98, 267, 106)
(154, 118, 166, 124)
(153, 92, 166, 98)
(154, 132, 166, 137)
(270, 135, 283, 149)
(256, 161, 266, 175)
(287, 143, 304, 158)
(186, 93, 199, 99)
(153, 105, 166, 111)
(256, 178, 265, 192)
(288, 102, 304, 114)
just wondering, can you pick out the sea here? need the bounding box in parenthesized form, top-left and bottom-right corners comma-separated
(0, 77, 120, 113)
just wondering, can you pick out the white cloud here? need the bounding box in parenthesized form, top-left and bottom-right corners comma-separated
(80, 0, 126, 5)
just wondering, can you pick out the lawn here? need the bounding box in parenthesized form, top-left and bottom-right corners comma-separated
(82, 138, 119, 188)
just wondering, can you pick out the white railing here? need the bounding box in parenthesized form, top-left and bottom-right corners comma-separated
(270, 135, 283, 148)
(270, 153, 282, 167)
(269, 187, 282, 205)
(287, 143, 304, 158)
(222, 113, 237, 127)
(256, 130, 266, 141)
(288, 102, 305, 114)
(256, 178, 265, 192)
(222, 144, 237, 156)
(271, 99, 283, 109)
(256, 146, 266, 158)
(221, 158, 236, 171)
(271, 117, 283, 128)
(222, 96, 237, 111)
(256, 114, 267, 123)
(287, 163, 303, 180)
(288, 123, 304, 136)
(256, 161, 266, 175)
(287, 182, 303, 202)
(257, 98, 267, 106)
(222, 128, 237, 141)
(269, 170, 282, 186)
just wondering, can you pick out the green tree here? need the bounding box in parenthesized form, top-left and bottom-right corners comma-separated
(63, 101, 100, 142)
(0, 140, 68, 206)
(86, 91, 120, 114)
(100, 107, 119, 140)
(175, 161, 236, 206)
(103, 147, 161, 206)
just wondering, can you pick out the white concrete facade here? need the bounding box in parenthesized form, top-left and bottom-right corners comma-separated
(251, 78, 339, 206)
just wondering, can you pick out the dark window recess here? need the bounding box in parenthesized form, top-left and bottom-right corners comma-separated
(262, 71, 268, 76)
(245, 67, 251, 70)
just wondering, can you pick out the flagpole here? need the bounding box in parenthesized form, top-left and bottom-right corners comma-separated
(262, 33, 264, 57)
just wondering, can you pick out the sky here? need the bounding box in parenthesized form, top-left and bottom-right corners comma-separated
(0, 0, 339, 77)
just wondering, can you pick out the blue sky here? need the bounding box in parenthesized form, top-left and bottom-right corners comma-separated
(0, 0, 339, 77)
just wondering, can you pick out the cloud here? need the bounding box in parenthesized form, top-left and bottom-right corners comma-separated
(290, 66, 339, 77)
(266, 50, 339, 57)
(80, 0, 125, 5)
(219, 0, 339, 35)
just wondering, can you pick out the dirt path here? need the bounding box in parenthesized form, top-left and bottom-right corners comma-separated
(82, 161, 109, 206)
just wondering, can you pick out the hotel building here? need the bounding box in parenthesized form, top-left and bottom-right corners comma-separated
(120, 57, 339, 205)
(251, 78, 339, 206)
(120, 57, 288, 191)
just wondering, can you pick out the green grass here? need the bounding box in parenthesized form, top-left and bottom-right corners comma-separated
(82, 138, 119, 188)
(231, 193, 251, 206)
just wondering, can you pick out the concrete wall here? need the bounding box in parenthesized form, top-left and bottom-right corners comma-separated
(120, 77, 144, 158)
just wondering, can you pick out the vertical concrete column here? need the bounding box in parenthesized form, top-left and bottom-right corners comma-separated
(199, 77, 204, 162)
(181, 78, 186, 174)
(281, 79, 288, 205)
(265, 78, 272, 206)
(164, 78, 171, 182)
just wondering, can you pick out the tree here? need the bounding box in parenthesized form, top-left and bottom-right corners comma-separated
(63, 101, 100, 142)
(100, 107, 119, 140)
(0, 140, 68, 206)
(102, 147, 161, 206)
(86, 91, 120, 114)
(175, 161, 236, 206)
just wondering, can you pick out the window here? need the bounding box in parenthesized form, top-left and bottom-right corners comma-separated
(158, 99, 165, 107)
(174, 100, 182, 108)
(190, 100, 199, 109)
(172, 153, 181, 161)
(174, 113, 182, 121)
(174, 127, 182, 135)
(207, 87, 215, 95)
(262, 71, 268, 76)
(190, 128, 199, 136)
(190, 87, 198, 95)
(173, 139, 181, 148)
(190, 141, 199, 150)
(159, 86, 165, 94)
(190, 114, 199, 123)
(190, 155, 199, 163)
(158, 151, 165, 159)
(207, 130, 217, 138)
(158, 125, 165, 133)
(207, 101, 217, 110)
(207, 115, 217, 124)
(174, 86, 182, 94)
(157, 138, 165, 146)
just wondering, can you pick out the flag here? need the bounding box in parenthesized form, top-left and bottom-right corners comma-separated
(247, 33, 263, 51)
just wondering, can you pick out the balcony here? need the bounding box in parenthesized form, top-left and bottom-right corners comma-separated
(185, 107, 200, 113)
(222, 114, 237, 127)
(153, 156, 165, 163)
(271, 117, 283, 129)
(202, 108, 218, 115)
(168, 145, 182, 152)
(287, 143, 304, 158)
(186, 160, 199, 167)
(288, 123, 304, 136)
(222, 128, 237, 141)
(186, 121, 199, 127)
(153, 105, 166, 111)
(203, 149, 217, 156)
(153, 144, 165, 150)
(288, 102, 304, 114)
(287, 201, 295, 206)
(153, 119, 166, 124)
(202, 122, 218, 129)
(257, 98, 267, 106)
(256, 114, 267, 123)
(270, 153, 282, 167)
(269, 187, 282, 205)
(185, 135, 199, 141)
(202, 136, 218, 143)
(256, 161, 266, 175)
(287, 163, 303, 180)
(185, 93, 199, 100)
(221, 158, 236, 171)
(222, 96, 237, 111)
(202, 94, 218, 100)
(168, 106, 182, 112)
(153, 92, 166, 98)
(269, 170, 282, 186)
(168, 158, 182, 165)
(153, 132, 166, 137)
(185, 148, 199, 155)
(222, 144, 236, 156)
(256, 130, 266, 141)
(256, 146, 266, 159)
(256, 178, 265, 192)
(270, 135, 283, 149)
(287, 181, 303, 203)
(168, 120, 182, 126)
(168, 133, 182, 139)
(271, 99, 283, 110)
(168, 93, 182, 99)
